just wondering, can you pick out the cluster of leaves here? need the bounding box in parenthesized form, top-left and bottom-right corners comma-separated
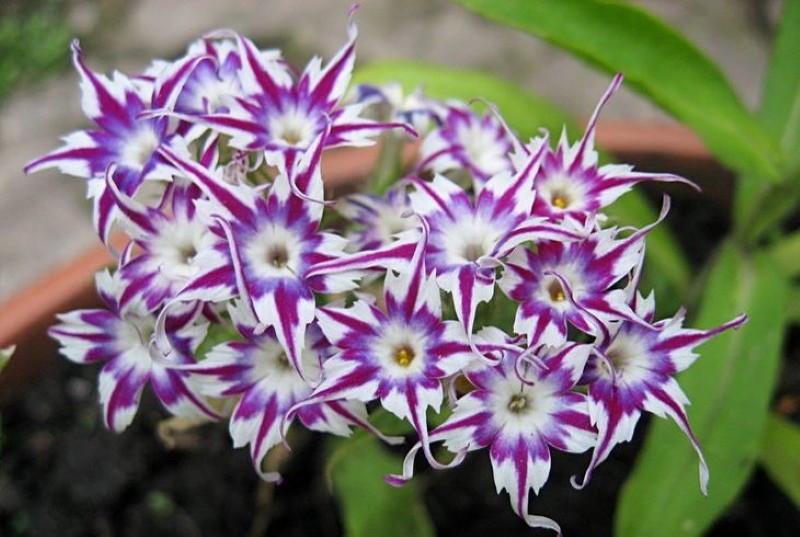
(0, 0, 72, 103)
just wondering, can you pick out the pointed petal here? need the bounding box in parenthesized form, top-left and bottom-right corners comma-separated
(641, 377, 709, 495)
(98, 355, 150, 432)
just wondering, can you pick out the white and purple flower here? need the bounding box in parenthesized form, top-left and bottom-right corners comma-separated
(576, 291, 746, 493)
(28, 16, 747, 533)
(499, 199, 669, 347)
(408, 142, 581, 354)
(393, 342, 596, 533)
(417, 103, 514, 187)
(25, 40, 202, 242)
(186, 302, 395, 481)
(49, 270, 218, 432)
(286, 223, 475, 467)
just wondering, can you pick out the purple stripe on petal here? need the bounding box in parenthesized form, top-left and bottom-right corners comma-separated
(159, 145, 254, 220)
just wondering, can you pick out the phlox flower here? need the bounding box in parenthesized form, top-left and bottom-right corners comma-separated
(417, 102, 513, 188)
(107, 171, 215, 312)
(337, 184, 416, 251)
(505, 74, 696, 223)
(157, 134, 416, 380)
(185, 302, 397, 481)
(25, 40, 203, 242)
(150, 7, 414, 201)
(408, 141, 581, 354)
(393, 342, 596, 534)
(285, 222, 477, 469)
(576, 290, 746, 493)
(499, 198, 670, 347)
(49, 270, 218, 432)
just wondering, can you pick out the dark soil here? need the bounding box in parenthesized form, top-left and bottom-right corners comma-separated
(1, 352, 798, 536)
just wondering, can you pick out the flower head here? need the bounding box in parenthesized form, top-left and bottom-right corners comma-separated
(49, 270, 218, 432)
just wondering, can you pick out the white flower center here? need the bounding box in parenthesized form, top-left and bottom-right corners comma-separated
(442, 215, 501, 265)
(458, 122, 506, 175)
(250, 338, 319, 398)
(539, 265, 583, 308)
(151, 218, 214, 282)
(269, 107, 317, 147)
(244, 224, 302, 278)
(120, 127, 160, 170)
(202, 76, 239, 112)
(490, 377, 556, 436)
(602, 331, 650, 384)
(373, 323, 428, 378)
(538, 172, 588, 212)
(115, 314, 156, 363)
(376, 206, 416, 245)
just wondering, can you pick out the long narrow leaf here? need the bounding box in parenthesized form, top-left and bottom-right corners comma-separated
(736, 0, 800, 230)
(616, 244, 789, 537)
(760, 0, 800, 165)
(326, 434, 435, 537)
(768, 230, 800, 278)
(452, 0, 781, 184)
(759, 413, 800, 509)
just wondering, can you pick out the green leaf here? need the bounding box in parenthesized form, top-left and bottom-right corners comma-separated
(616, 243, 789, 537)
(760, 0, 800, 166)
(327, 435, 435, 537)
(194, 322, 240, 361)
(768, 230, 800, 278)
(354, 61, 691, 297)
(759, 413, 800, 508)
(452, 0, 781, 183)
(735, 176, 800, 244)
(740, 0, 800, 230)
(788, 287, 800, 324)
(353, 61, 574, 139)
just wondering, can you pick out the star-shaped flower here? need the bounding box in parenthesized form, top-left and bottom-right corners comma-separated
(25, 40, 203, 242)
(392, 342, 596, 534)
(576, 290, 746, 493)
(49, 270, 218, 432)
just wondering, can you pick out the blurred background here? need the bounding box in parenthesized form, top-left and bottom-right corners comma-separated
(0, 0, 779, 300)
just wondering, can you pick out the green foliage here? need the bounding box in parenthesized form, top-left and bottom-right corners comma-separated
(768, 231, 800, 279)
(194, 322, 241, 361)
(327, 434, 435, 537)
(759, 414, 800, 509)
(737, 0, 800, 234)
(760, 0, 800, 168)
(453, 0, 782, 184)
(0, 3, 72, 102)
(617, 244, 789, 537)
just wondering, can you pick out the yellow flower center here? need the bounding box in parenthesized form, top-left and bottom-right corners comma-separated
(551, 192, 569, 210)
(547, 279, 567, 302)
(394, 345, 415, 367)
(507, 393, 529, 413)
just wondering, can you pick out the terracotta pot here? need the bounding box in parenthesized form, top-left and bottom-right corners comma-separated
(0, 122, 725, 403)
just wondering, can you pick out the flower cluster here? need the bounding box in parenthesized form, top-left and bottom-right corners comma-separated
(29, 9, 745, 534)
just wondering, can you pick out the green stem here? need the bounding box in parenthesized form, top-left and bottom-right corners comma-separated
(734, 176, 800, 246)
(371, 132, 405, 195)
